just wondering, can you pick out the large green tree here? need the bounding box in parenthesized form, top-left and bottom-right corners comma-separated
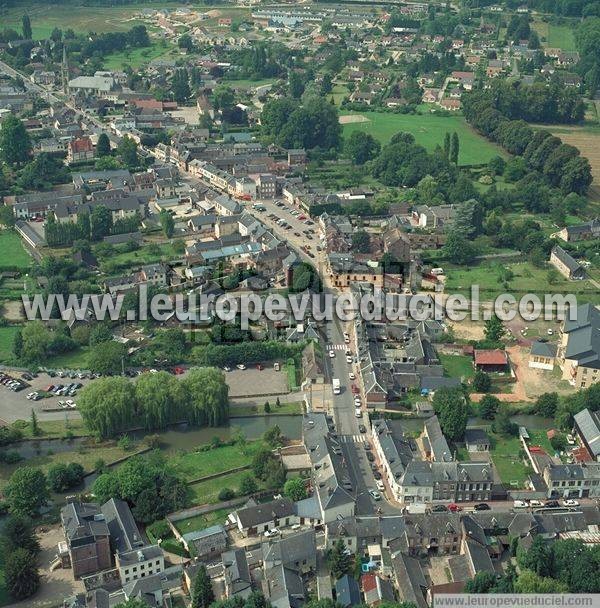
(191, 564, 215, 608)
(5, 467, 49, 516)
(5, 548, 39, 600)
(182, 367, 229, 427)
(1, 514, 40, 557)
(135, 371, 188, 430)
(432, 387, 468, 442)
(0, 115, 31, 166)
(345, 131, 381, 165)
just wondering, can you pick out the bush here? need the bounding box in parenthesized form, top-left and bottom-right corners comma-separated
(147, 519, 171, 541)
(218, 487, 236, 501)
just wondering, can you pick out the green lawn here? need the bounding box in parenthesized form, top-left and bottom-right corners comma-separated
(439, 353, 475, 380)
(0, 231, 31, 270)
(489, 434, 531, 488)
(171, 440, 266, 482)
(188, 470, 253, 504)
(97, 242, 181, 274)
(174, 507, 231, 535)
(102, 43, 177, 70)
(341, 111, 506, 166)
(443, 260, 599, 303)
(0, 326, 20, 364)
(547, 24, 576, 50)
(46, 347, 91, 370)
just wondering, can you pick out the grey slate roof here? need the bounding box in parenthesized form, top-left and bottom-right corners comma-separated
(61, 501, 109, 544)
(391, 552, 428, 608)
(101, 498, 144, 553)
(223, 548, 252, 596)
(424, 415, 452, 462)
(563, 304, 600, 370)
(574, 408, 600, 458)
(530, 341, 558, 358)
(335, 575, 361, 608)
(236, 498, 295, 529)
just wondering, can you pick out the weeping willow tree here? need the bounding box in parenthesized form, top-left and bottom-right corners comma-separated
(78, 377, 135, 439)
(183, 367, 229, 427)
(134, 371, 188, 431)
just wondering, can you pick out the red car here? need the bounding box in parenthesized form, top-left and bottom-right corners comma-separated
(448, 503, 462, 512)
(351, 384, 359, 394)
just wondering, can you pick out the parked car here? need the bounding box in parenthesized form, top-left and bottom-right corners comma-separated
(513, 500, 529, 508)
(236, 364, 246, 370)
(349, 372, 356, 380)
(545, 500, 560, 508)
(358, 424, 367, 433)
(432, 505, 448, 512)
(376, 480, 385, 492)
(329, 350, 335, 359)
(366, 452, 375, 462)
(263, 528, 280, 538)
(474, 503, 490, 511)
(373, 471, 382, 480)
(529, 499, 544, 507)
(369, 490, 381, 501)
(562, 499, 580, 507)
(448, 503, 462, 512)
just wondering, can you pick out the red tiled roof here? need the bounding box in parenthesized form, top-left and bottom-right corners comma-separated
(362, 574, 377, 593)
(474, 349, 508, 366)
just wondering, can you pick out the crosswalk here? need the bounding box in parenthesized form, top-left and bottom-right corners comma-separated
(339, 434, 368, 444)
(327, 344, 348, 351)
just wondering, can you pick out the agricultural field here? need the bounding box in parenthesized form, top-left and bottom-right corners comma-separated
(340, 111, 506, 165)
(0, 230, 32, 271)
(0, 3, 151, 37)
(443, 260, 599, 303)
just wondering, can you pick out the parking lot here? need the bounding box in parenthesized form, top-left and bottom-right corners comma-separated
(225, 367, 288, 398)
(0, 369, 96, 423)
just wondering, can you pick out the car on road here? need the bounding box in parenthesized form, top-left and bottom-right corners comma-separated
(345, 355, 353, 364)
(369, 490, 381, 501)
(349, 372, 355, 380)
(376, 480, 385, 492)
(545, 500, 560, 508)
(355, 408, 362, 418)
(264, 528, 280, 538)
(529, 499, 544, 507)
(236, 364, 246, 370)
(563, 499, 580, 507)
(358, 424, 366, 433)
(373, 470, 382, 480)
(474, 503, 491, 511)
(432, 505, 448, 512)
(448, 503, 462, 512)
(365, 451, 375, 462)
(329, 350, 335, 358)
(513, 500, 529, 508)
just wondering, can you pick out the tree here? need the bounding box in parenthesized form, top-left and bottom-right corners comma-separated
(78, 377, 136, 439)
(464, 571, 497, 593)
(432, 387, 468, 442)
(18, 322, 49, 365)
(117, 136, 139, 169)
(535, 392, 559, 417)
(135, 371, 188, 430)
(514, 570, 567, 593)
(327, 539, 352, 579)
(88, 341, 126, 376)
(264, 425, 283, 447)
(351, 230, 371, 253)
(159, 210, 175, 238)
(172, 69, 192, 104)
(218, 488, 235, 501)
(182, 367, 229, 427)
(484, 314, 505, 343)
(493, 405, 518, 437)
(47, 462, 84, 492)
(264, 459, 286, 489)
(5, 467, 48, 516)
(453, 199, 483, 239)
(1, 514, 40, 557)
(479, 394, 500, 420)
(264, 401, 271, 413)
(22, 15, 32, 40)
(449, 131, 459, 164)
(345, 132, 381, 165)
(90, 205, 113, 241)
(239, 473, 258, 496)
(253, 448, 276, 479)
(473, 370, 492, 393)
(30, 409, 40, 437)
(96, 133, 111, 157)
(213, 85, 235, 111)
(5, 548, 39, 600)
(0, 204, 15, 227)
(442, 231, 478, 265)
(191, 564, 214, 608)
(0, 114, 31, 166)
(114, 600, 150, 608)
(443, 132, 451, 159)
(284, 477, 307, 501)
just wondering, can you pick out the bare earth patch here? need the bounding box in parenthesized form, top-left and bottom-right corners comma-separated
(339, 114, 370, 125)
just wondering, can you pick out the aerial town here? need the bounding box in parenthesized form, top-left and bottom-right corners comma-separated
(0, 0, 600, 606)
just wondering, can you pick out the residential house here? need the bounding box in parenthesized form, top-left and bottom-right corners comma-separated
(413, 205, 456, 229)
(67, 137, 95, 164)
(181, 524, 227, 557)
(423, 416, 453, 462)
(550, 245, 585, 280)
(556, 220, 600, 242)
(543, 462, 600, 498)
(262, 530, 317, 574)
(335, 575, 361, 608)
(529, 341, 557, 371)
(361, 574, 395, 606)
(557, 303, 600, 388)
(234, 498, 296, 537)
(573, 409, 600, 462)
(223, 549, 253, 599)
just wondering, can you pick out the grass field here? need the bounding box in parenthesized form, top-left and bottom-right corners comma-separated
(97, 242, 181, 274)
(174, 507, 231, 534)
(489, 434, 531, 488)
(188, 470, 253, 504)
(0, 3, 153, 37)
(340, 111, 505, 166)
(102, 43, 177, 70)
(443, 260, 599, 303)
(0, 326, 19, 364)
(171, 440, 265, 481)
(439, 354, 475, 380)
(0, 231, 31, 271)
(46, 347, 91, 370)
(533, 20, 576, 51)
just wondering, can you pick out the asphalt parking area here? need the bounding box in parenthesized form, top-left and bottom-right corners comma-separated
(225, 367, 288, 398)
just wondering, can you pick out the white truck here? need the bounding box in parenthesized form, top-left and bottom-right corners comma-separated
(332, 378, 341, 395)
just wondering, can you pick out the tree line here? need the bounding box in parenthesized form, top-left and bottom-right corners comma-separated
(463, 89, 592, 196)
(78, 368, 229, 438)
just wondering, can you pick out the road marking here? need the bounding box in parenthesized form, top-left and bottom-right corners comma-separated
(327, 344, 348, 351)
(339, 435, 367, 443)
